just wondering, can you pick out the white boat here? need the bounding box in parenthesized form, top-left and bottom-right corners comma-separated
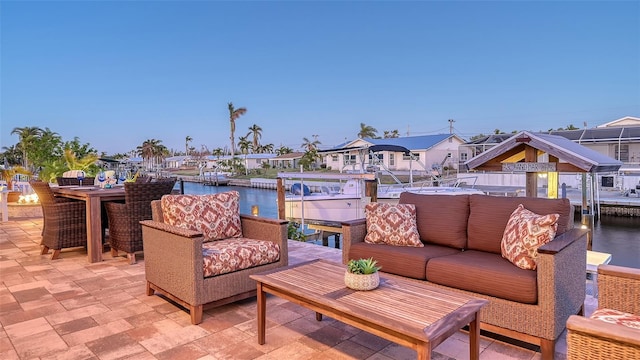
(375, 177, 484, 202)
(281, 173, 483, 225)
(282, 173, 373, 224)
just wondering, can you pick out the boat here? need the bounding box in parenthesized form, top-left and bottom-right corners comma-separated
(282, 173, 374, 224)
(281, 172, 483, 225)
(202, 173, 229, 186)
(375, 176, 484, 202)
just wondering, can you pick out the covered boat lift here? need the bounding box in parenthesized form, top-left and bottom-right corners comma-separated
(463, 131, 622, 249)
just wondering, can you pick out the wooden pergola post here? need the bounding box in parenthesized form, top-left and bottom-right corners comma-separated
(525, 146, 538, 198)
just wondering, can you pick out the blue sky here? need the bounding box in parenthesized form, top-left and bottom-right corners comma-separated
(2, 1, 639, 155)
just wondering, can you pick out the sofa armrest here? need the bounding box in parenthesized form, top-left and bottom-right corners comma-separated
(567, 315, 640, 349)
(140, 220, 204, 305)
(240, 215, 289, 267)
(535, 227, 588, 336)
(598, 265, 640, 315)
(340, 218, 367, 265)
(538, 228, 588, 255)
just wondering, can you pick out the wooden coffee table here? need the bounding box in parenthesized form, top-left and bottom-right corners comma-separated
(250, 259, 488, 360)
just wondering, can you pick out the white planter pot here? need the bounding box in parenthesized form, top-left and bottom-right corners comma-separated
(344, 271, 380, 291)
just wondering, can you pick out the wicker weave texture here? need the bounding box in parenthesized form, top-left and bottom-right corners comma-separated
(105, 181, 175, 254)
(567, 328, 640, 360)
(56, 177, 95, 186)
(566, 265, 640, 360)
(30, 181, 87, 251)
(599, 271, 640, 315)
(141, 203, 288, 311)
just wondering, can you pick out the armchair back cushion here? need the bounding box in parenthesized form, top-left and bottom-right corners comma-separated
(467, 194, 571, 254)
(161, 191, 242, 242)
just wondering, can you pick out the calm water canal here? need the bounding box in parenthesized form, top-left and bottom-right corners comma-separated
(180, 182, 640, 269)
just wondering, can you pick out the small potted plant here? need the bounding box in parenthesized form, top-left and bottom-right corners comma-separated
(344, 257, 381, 291)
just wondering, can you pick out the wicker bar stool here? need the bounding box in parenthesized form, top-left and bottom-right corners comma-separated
(105, 180, 176, 264)
(30, 181, 88, 260)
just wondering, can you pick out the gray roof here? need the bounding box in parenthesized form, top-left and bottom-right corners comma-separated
(548, 127, 640, 142)
(465, 131, 623, 173)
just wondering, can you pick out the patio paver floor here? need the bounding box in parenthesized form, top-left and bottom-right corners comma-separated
(1, 217, 595, 359)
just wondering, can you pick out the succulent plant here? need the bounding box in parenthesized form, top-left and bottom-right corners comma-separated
(346, 258, 381, 275)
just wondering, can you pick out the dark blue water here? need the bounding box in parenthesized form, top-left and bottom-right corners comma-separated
(180, 182, 640, 268)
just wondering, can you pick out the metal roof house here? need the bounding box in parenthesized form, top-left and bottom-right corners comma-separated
(321, 134, 465, 173)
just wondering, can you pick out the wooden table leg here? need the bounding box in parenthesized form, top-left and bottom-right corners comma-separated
(417, 343, 431, 360)
(469, 312, 480, 360)
(86, 197, 103, 263)
(316, 312, 322, 321)
(257, 282, 266, 345)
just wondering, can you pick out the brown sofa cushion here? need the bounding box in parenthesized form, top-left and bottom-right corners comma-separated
(349, 242, 461, 280)
(399, 193, 470, 249)
(467, 194, 571, 254)
(426, 250, 538, 304)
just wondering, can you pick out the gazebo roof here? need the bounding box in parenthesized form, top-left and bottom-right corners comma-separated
(464, 131, 623, 173)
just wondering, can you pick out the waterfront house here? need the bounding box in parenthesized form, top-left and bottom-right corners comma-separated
(321, 134, 465, 174)
(268, 151, 305, 169)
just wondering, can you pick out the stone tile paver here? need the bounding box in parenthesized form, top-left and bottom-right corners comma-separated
(1, 217, 581, 360)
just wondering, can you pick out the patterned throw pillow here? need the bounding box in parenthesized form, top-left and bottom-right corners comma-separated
(161, 192, 242, 242)
(501, 204, 559, 270)
(364, 203, 423, 247)
(590, 308, 640, 330)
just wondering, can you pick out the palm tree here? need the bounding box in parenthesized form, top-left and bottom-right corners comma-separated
(11, 126, 43, 168)
(185, 135, 192, 155)
(383, 129, 400, 138)
(238, 135, 251, 155)
(260, 143, 274, 153)
(302, 137, 321, 152)
(1, 145, 22, 166)
(248, 124, 262, 150)
(275, 145, 293, 156)
(227, 102, 247, 156)
(358, 123, 378, 139)
(136, 139, 167, 170)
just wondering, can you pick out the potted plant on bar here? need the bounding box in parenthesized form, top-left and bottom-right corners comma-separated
(345, 258, 381, 291)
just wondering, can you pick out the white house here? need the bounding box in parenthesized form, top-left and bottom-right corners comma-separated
(321, 134, 466, 174)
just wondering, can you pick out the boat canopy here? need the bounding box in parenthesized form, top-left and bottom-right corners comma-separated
(367, 145, 411, 155)
(318, 144, 411, 155)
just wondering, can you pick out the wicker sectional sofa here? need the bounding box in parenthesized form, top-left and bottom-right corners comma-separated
(341, 193, 588, 360)
(140, 195, 288, 325)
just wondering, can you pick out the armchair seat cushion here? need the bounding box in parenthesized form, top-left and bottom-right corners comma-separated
(203, 238, 281, 278)
(590, 308, 640, 330)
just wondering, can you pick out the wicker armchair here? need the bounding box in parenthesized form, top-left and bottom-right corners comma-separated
(56, 177, 96, 186)
(105, 180, 176, 264)
(30, 181, 87, 260)
(140, 198, 288, 324)
(567, 265, 640, 360)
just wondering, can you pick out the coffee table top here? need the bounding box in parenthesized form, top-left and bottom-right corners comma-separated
(251, 259, 488, 342)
